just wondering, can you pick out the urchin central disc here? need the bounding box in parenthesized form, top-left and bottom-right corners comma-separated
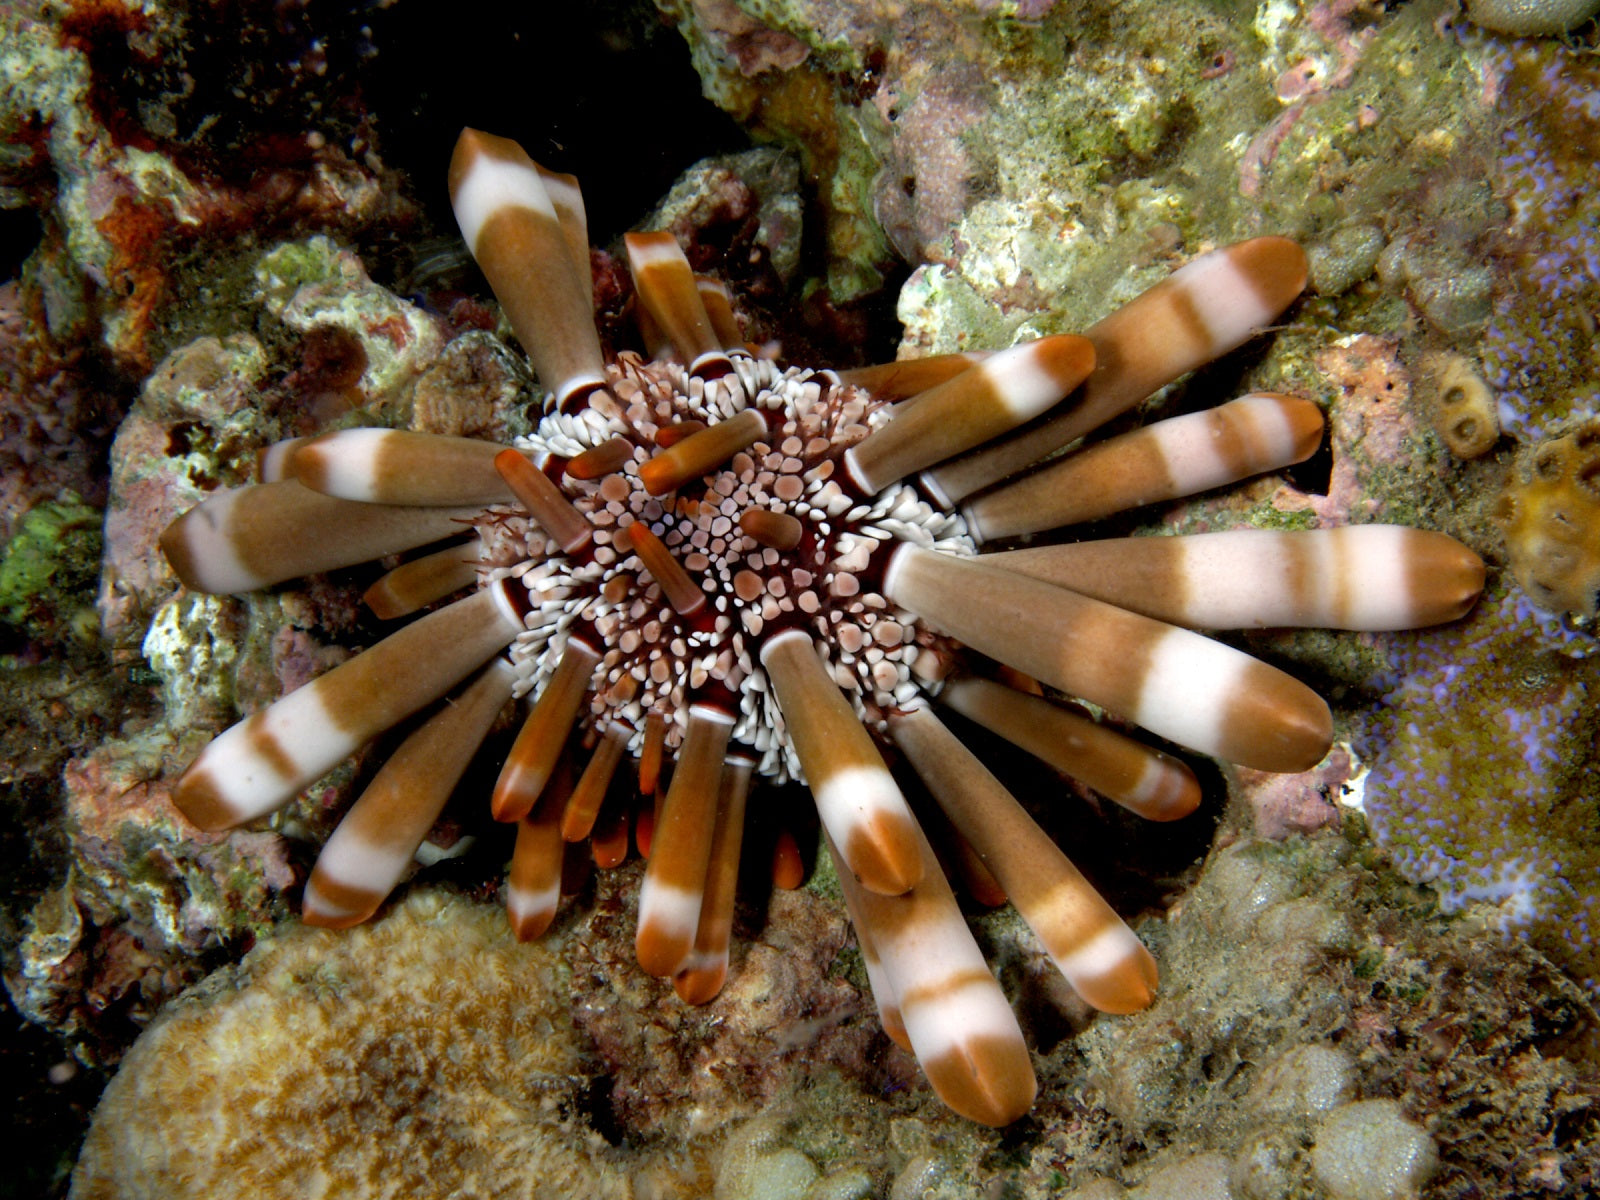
(485, 353, 975, 784)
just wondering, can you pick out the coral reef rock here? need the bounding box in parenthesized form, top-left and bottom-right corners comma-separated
(1044, 834, 1599, 1200)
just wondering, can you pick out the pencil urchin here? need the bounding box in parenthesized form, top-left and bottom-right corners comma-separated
(159, 128, 1486, 1125)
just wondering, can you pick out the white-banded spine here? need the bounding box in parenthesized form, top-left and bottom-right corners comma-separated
(626, 231, 733, 378)
(491, 636, 602, 822)
(962, 393, 1324, 542)
(448, 128, 608, 409)
(173, 579, 528, 832)
(826, 826, 1038, 1127)
(290, 430, 514, 507)
(303, 660, 516, 928)
(889, 702, 1159, 1014)
(842, 335, 1095, 495)
(923, 237, 1310, 505)
(636, 704, 737, 977)
(160, 480, 481, 595)
(759, 629, 924, 896)
(884, 546, 1333, 773)
(982, 527, 1487, 631)
(674, 754, 755, 1004)
(939, 676, 1201, 822)
(562, 722, 631, 842)
(507, 754, 574, 941)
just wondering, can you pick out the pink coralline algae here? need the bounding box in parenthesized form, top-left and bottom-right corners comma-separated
(1357, 588, 1600, 993)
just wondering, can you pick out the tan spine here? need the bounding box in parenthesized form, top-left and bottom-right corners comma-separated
(674, 754, 755, 1004)
(844, 335, 1094, 494)
(939, 676, 1200, 822)
(636, 705, 736, 977)
(625, 231, 732, 378)
(963, 393, 1323, 541)
(491, 637, 602, 822)
(759, 630, 923, 895)
(448, 128, 607, 408)
(890, 703, 1159, 1014)
(303, 660, 515, 928)
(924, 237, 1309, 504)
(884, 546, 1332, 773)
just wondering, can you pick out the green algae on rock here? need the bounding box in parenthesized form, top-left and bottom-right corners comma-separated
(1477, 39, 1600, 444)
(0, 495, 102, 654)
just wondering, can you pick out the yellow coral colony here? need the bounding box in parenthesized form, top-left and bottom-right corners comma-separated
(1496, 417, 1600, 619)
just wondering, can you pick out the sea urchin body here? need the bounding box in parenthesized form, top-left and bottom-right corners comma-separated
(158, 128, 1486, 1125)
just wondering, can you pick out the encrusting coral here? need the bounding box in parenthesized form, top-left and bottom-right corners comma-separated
(1358, 586, 1600, 994)
(70, 835, 1600, 1198)
(1478, 40, 1600, 445)
(155, 127, 1485, 1126)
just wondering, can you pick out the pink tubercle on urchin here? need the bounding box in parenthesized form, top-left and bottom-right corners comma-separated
(156, 126, 1488, 1126)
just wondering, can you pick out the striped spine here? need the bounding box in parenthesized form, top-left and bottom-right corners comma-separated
(491, 636, 602, 822)
(939, 676, 1201, 822)
(923, 237, 1309, 505)
(448, 128, 608, 408)
(173, 579, 528, 831)
(759, 629, 923, 895)
(982, 527, 1487, 631)
(889, 703, 1160, 1014)
(303, 660, 516, 928)
(160, 480, 480, 595)
(884, 546, 1333, 773)
(625, 231, 733, 378)
(673, 754, 756, 1004)
(507, 754, 574, 941)
(827, 826, 1038, 1127)
(636, 704, 737, 977)
(290, 430, 514, 507)
(962, 393, 1324, 542)
(842, 334, 1095, 494)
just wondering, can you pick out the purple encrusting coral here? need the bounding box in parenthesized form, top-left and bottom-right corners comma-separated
(1357, 588, 1600, 992)
(1478, 39, 1600, 443)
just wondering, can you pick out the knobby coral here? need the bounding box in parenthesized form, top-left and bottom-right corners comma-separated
(69, 889, 628, 1200)
(157, 128, 1485, 1125)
